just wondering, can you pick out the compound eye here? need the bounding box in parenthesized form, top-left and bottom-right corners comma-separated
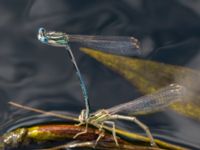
(41, 37, 48, 43)
(38, 27, 46, 34)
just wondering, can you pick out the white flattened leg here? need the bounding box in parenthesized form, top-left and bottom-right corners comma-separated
(110, 114, 157, 147)
(73, 122, 88, 139)
(76, 109, 87, 126)
(104, 121, 119, 146)
(73, 109, 89, 138)
(93, 122, 105, 147)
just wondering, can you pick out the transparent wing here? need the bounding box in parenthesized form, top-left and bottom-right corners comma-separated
(107, 84, 185, 115)
(68, 35, 141, 56)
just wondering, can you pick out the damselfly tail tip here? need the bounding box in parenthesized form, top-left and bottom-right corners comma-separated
(170, 83, 184, 89)
(169, 83, 187, 98)
(130, 37, 140, 49)
(130, 37, 143, 56)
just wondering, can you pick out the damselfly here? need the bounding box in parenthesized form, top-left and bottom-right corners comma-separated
(37, 28, 141, 120)
(8, 83, 185, 148)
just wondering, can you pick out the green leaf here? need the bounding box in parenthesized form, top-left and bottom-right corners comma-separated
(80, 47, 200, 120)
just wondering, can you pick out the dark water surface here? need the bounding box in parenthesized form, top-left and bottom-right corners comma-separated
(0, 0, 200, 149)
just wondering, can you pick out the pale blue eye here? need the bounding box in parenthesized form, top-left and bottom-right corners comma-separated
(38, 27, 45, 34)
(40, 37, 48, 43)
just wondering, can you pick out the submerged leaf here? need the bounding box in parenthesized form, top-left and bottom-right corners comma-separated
(4, 102, 187, 149)
(80, 47, 200, 120)
(2, 124, 187, 150)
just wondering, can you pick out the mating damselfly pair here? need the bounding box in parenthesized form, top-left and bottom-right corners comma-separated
(37, 27, 141, 119)
(37, 28, 185, 146)
(1, 28, 186, 149)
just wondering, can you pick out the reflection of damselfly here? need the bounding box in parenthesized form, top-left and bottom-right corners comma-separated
(9, 83, 185, 148)
(37, 28, 141, 120)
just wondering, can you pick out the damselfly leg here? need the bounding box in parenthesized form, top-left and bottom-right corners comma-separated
(105, 114, 156, 146)
(89, 109, 156, 147)
(101, 121, 118, 146)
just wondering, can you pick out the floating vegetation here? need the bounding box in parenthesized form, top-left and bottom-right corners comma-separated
(80, 47, 200, 120)
(4, 81, 185, 149)
(1, 107, 187, 150)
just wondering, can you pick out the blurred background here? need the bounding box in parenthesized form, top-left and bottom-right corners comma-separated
(0, 0, 200, 149)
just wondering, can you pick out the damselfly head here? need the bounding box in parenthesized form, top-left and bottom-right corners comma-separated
(38, 27, 48, 44)
(37, 28, 68, 47)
